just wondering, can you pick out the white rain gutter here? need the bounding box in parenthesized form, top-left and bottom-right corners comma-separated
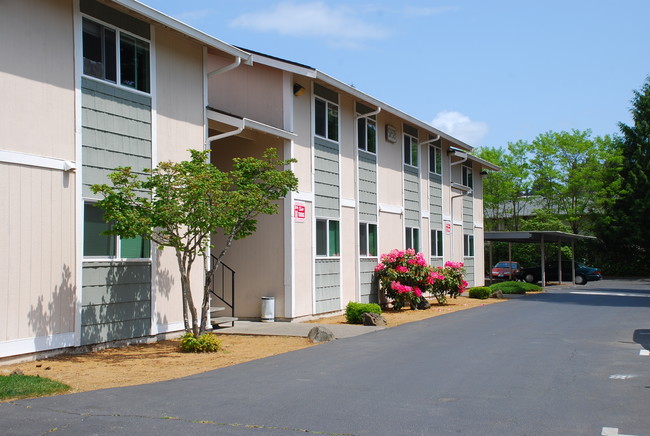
(355, 106, 381, 120)
(420, 134, 440, 146)
(449, 149, 468, 166)
(208, 57, 242, 78)
(206, 118, 245, 145)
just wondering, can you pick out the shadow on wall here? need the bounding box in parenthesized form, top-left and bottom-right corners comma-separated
(155, 260, 175, 331)
(27, 264, 76, 346)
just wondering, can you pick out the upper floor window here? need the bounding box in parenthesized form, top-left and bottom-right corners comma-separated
(463, 234, 475, 257)
(83, 18, 150, 93)
(83, 202, 150, 259)
(315, 97, 339, 142)
(462, 164, 473, 188)
(404, 133, 418, 167)
(405, 227, 420, 252)
(431, 229, 443, 257)
(359, 223, 378, 257)
(357, 117, 377, 153)
(429, 144, 442, 175)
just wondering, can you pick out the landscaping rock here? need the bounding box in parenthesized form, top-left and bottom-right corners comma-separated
(10, 369, 24, 376)
(362, 312, 387, 326)
(308, 326, 335, 343)
(491, 290, 505, 299)
(417, 299, 431, 309)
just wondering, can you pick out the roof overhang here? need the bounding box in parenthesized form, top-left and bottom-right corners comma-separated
(107, 0, 253, 64)
(484, 231, 598, 244)
(207, 108, 297, 141)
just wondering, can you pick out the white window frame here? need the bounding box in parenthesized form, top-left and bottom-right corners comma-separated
(405, 227, 420, 252)
(403, 133, 418, 167)
(463, 234, 475, 257)
(316, 218, 341, 258)
(82, 16, 151, 95)
(429, 144, 442, 175)
(359, 222, 378, 257)
(431, 229, 443, 257)
(357, 116, 377, 154)
(83, 200, 151, 261)
(462, 164, 474, 189)
(315, 96, 339, 142)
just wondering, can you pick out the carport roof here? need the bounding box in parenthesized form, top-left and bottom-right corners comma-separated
(484, 231, 598, 244)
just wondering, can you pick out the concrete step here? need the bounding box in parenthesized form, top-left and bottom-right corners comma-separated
(210, 307, 226, 315)
(210, 316, 238, 327)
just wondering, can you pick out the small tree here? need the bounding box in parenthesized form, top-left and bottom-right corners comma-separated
(91, 148, 298, 337)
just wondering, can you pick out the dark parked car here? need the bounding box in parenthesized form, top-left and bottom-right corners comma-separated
(491, 261, 523, 280)
(517, 261, 601, 285)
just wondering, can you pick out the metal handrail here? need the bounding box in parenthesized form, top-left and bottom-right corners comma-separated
(209, 254, 235, 321)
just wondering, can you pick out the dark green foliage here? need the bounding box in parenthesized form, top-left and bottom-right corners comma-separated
(179, 332, 222, 353)
(345, 302, 382, 324)
(489, 281, 541, 294)
(0, 374, 71, 400)
(596, 77, 650, 275)
(468, 287, 492, 299)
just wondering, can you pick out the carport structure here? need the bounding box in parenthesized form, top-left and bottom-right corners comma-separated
(484, 231, 598, 288)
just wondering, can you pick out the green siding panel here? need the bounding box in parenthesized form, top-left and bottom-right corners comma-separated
(315, 259, 341, 313)
(359, 258, 378, 304)
(404, 172, 420, 227)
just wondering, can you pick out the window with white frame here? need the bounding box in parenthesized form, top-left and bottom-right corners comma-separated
(463, 234, 475, 257)
(82, 18, 150, 93)
(315, 97, 339, 142)
(316, 219, 340, 257)
(405, 227, 420, 252)
(359, 223, 378, 256)
(403, 133, 418, 167)
(429, 144, 442, 175)
(83, 202, 150, 259)
(431, 229, 443, 257)
(462, 164, 474, 189)
(357, 117, 377, 153)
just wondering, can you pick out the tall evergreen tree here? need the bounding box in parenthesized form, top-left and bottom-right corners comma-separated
(599, 77, 650, 269)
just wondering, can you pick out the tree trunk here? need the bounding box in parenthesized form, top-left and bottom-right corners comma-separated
(176, 250, 199, 337)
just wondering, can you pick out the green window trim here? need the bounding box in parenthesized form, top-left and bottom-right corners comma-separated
(405, 227, 420, 252)
(404, 133, 418, 167)
(357, 117, 377, 154)
(316, 218, 341, 258)
(431, 229, 443, 257)
(464, 234, 475, 257)
(315, 96, 339, 142)
(429, 144, 442, 175)
(359, 223, 378, 257)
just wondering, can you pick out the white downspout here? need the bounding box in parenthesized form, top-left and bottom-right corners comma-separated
(420, 134, 440, 147)
(206, 118, 246, 146)
(208, 56, 242, 78)
(355, 107, 382, 120)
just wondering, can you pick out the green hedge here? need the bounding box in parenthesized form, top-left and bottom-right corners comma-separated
(468, 287, 492, 299)
(488, 281, 541, 294)
(345, 302, 382, 324)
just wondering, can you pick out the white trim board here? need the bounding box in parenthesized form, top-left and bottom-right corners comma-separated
(0, 333, 76, 359)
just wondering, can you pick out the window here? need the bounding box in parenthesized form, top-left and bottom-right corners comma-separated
(83, 18, 150, 93)
(462, 165, 473, 188)
(359, 223, 378, 256)
(315, 97, 339, 142)
(83, 202, 150, 259)
(405, 227, 420, 252)
(429, 145, 442, 175)
(464, 234, 475, 257)
(316, 219, 340, 257)
(357, 117, 377, 153)
(431, 229, 443, 257)
(404, 133, 418, 167)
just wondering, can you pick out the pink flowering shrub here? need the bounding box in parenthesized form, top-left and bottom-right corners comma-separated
(375, 252, 467, 308)
(429, 261, 467, 304)
(375, 249, 431, 310)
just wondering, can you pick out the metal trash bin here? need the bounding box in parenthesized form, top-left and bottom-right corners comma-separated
(261, 296, 275, 323)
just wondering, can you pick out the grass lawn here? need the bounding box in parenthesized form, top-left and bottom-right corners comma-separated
(0, 374, 71, 401)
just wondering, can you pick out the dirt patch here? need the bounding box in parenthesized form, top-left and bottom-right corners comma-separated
(1, 296, 504, 399)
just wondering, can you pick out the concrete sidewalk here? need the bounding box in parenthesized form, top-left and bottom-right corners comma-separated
(212, 320, 386, 339)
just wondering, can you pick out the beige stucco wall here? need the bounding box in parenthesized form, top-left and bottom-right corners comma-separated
(292, 201, 314, 317)
(0, 0, 75, 160)
(377, 116, 404, 208)
(291, 81, 314, 193)
(153, 26, 206, 329)
(0, 0, 77, 347)
(207, 53, 284, 129)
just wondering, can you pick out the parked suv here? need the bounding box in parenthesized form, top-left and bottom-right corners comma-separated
(517, 261, 601, 285)
(491, 261, 523, 280)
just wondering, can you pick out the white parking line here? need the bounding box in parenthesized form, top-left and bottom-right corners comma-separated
(602, 427, 641, 436)
(640, 349, 649, 356)
(571, 291, 650, 298)
(608, 374, 638, 380)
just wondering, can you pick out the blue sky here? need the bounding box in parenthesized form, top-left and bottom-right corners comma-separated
(143, 0, 650, 149)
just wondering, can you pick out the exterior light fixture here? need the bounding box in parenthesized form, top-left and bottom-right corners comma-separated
(293, 83, 306, 96)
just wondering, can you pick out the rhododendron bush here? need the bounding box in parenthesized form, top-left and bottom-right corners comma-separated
(375, 250, 466, 309)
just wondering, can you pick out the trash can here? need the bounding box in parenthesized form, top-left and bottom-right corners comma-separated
(261, 296, 275, 323)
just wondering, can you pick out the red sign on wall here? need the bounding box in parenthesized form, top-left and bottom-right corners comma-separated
(294, 201, 306, 222)
(444, 221, 452, 235)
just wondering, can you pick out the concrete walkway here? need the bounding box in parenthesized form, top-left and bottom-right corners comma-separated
(213, 320, 386, 338)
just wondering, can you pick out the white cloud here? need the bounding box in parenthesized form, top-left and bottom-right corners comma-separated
(431, 111, 489, 146)
(229, 2, 387, 47)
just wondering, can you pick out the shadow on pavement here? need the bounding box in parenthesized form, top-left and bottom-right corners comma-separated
(633, 329, 650, 351)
